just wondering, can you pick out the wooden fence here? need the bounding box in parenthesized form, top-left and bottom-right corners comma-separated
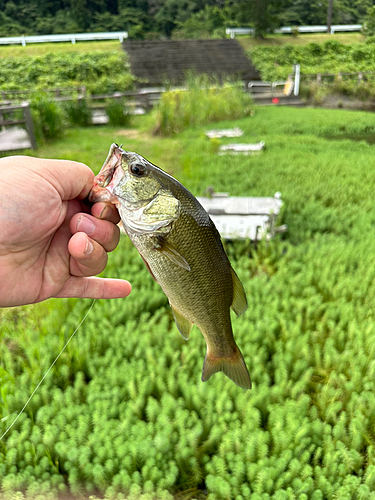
(0, 87, 163, 111)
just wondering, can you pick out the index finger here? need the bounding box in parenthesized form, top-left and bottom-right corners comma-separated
(91, 202, 121, 224)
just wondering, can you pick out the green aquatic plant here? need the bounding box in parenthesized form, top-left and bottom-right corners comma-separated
(3, 107, 375, 498)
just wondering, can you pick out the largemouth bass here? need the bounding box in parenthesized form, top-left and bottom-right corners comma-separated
(89, 144, 251, 389)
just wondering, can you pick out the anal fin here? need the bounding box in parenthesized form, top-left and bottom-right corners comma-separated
(171, 304, 193, 340)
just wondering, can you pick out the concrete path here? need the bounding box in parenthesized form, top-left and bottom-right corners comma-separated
(0, 127, 32, 152)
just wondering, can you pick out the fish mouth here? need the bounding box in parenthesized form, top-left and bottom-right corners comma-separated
(89, 144, 124, 204)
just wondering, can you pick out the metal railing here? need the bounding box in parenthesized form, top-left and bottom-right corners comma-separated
(0, 31, 128, 46)
(247, 64, 300, 97)
(226, 25, 362, 38)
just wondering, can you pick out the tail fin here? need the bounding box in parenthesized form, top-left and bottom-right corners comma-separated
(201, 346, 251, 389)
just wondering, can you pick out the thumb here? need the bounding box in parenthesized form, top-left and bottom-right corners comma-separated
(26, 156, 95, 201)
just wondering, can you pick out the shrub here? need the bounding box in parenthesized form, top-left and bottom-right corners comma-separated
(154, 74, 253, 136)
(105, 98, 131, 127)
(30, 94, 63, 142)
(63, 98, 92, 127)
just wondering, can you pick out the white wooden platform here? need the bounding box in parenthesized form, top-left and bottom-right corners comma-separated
(218, 141, 265, 155)
(205, 127, 243, 139)
(197, 192, 286, 240)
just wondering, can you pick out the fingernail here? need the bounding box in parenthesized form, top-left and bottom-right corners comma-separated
(84, 239, 94, 255)
(77, 215, 96, 235)
(99, 205, 110, 219)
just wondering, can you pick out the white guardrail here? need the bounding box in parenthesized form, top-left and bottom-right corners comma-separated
(0, 31, 128, 46)
(226, 25, 362, 38)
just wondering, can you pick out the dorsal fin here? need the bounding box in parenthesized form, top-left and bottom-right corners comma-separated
(230, 267, 248, 316)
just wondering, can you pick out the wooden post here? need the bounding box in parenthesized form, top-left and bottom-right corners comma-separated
(358, 71, 363, 83)
(317, 73, 322, 84)
(22, 102, 37, 150)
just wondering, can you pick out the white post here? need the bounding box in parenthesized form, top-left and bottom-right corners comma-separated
(294, 64, 300, 96)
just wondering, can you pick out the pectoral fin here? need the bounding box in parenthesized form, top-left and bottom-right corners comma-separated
(230, 268, 248, 316)
(170, 304, 193, 340)
(156, 238, 191, 271)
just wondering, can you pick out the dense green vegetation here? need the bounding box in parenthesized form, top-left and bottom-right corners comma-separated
(238, 32, 365, 50)
(0, 51, 133, 95)
(0, 0, 370, 39)
(248, 39, 375, 81)
(3, 106, 375, 498)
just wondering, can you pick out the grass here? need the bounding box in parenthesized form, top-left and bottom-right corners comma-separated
(3, 106, 375, 498)
(0, 40, 122, 58)
(14, 118, 184, 177)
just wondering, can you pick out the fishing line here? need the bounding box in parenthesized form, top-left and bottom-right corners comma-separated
(0, 298, 96, 443)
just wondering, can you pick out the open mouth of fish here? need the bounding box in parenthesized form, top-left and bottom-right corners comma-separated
(89, 144, 123, 205)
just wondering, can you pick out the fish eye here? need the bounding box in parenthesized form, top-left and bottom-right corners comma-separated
(130, 163, 147, 177)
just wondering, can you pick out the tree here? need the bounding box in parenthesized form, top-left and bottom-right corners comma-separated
(172, 4, 236, 39)
(362, 5, 375, 37)
(280, 0, 371, 27)
(234, 0, 291, 37)
(327, 0, 333, 33)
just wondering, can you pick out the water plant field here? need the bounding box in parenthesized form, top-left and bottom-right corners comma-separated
(2, 106, 375, 499)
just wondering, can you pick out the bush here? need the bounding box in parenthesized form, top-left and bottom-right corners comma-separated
(154, 74, 253, 136)
(63, 98, 92, 127)
(30, 94, 63, 142)
(105, 98, 131, 127)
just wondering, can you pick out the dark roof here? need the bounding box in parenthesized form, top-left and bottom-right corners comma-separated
(122, 39, 261, 86)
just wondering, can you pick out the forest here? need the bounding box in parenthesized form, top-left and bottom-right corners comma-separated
(0, 0, 372, 39)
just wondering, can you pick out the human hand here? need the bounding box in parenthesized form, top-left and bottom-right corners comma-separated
(0, 155, 131, 307)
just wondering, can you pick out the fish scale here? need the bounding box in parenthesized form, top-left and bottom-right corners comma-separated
(89, 144, 251, 389)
